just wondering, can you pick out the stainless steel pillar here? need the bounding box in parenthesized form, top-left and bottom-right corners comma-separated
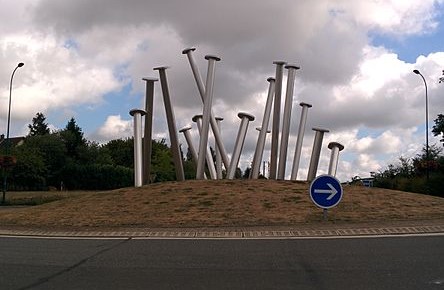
(251, 77, 275, 179)
(227, 112, 255, 179)
(215, 117, 224, 179)
(307, 127, 330, 182)
(180, 125, 207, 180)
(142, 77, 158, 185)
(129, 109, 146, 187)
(196, 55, 221, 180)
(327, 142, 345, 177)
(270, 61, 286, 179)
(182, 48, 230, 169)
(153, 66, 185, 181)
(192, 115, 217, 179)
(290, 102, 312, 180)
(278, 64, 300, 180)
(179, 126, 198, 164)
(250, 127, 271, 179)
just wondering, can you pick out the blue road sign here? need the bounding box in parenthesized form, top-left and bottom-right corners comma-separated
(309, 175, 343, 209)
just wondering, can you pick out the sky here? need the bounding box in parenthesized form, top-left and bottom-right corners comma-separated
(1, 0, 444, 182)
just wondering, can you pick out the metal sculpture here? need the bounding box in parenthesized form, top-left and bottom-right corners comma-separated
(327, 142, 345, 177)
(196, 55, 221, 179)
(278, 64, 300, 179)
(290, 102, 312, 180)
(251, 77, 275, 179)
(182, 48, 230, 169)
(129, 109, 146, 187)
(269, 61, 286, 179)
(227, 112, 255, 179)
(192, 114, 217, 179)
(153, 66, 185, 181)
(141, 77, 158, 185)
(307, 127, 330, 181)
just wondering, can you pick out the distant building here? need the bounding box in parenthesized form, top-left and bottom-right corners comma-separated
(350, 176, 374, 187)
(0, 134, 25, 148)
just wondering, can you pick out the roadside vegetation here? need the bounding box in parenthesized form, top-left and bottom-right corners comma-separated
(371, 114, 444, 197)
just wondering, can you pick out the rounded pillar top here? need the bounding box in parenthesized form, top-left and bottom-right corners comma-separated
(192, 114, 203, 122)
(182, 47, 196, 54)
(273, 61, 286, 65)
(285, 64, 300, 70)
(205, 55, 221, 61)
(129, 109, 146, 116)
(215, 117, 224, 121)
(238, 112, 255, 121)
(267, 77, 276, 82)
(328, 142, 345, 151)
(312, 127, 330, 133)
(153, 66, 170, 71)
(142, 77, 159, 82)
(179, 125, 192, 133)
(299, 102, 313, 108)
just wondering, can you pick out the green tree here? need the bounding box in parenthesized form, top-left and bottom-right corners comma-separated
(432, 114, 444, 146)
(10, 146, 47, 190)
(151, 139, 175, 182)
(104, 138, 134, 168)
(25, 134, 67, 186)
(28, 112, 50, 136)
(59, 117, 86, 159)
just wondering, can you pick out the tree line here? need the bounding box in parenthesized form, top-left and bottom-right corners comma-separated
(371, 114, 444, 197)
(1, 112, 249, 191)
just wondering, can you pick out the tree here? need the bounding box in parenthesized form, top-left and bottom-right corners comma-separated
(104, 138, 134, 168)
(28, 112, 50, 136)
(59, 117, 86, 159)
(432, 114, 444, 146)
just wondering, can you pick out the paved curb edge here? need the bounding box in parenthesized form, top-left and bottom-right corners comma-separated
(1, 224, 443, 239)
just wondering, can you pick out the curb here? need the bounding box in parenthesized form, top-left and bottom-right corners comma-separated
(1, 224, 443, 239)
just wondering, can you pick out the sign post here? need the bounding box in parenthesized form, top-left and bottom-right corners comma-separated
(309, 175, 343, 220)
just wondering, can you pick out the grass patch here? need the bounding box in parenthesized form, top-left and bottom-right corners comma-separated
(0, 180, 442, 228)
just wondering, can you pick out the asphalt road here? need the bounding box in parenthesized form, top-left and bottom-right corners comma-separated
(0, 235, 443, 290)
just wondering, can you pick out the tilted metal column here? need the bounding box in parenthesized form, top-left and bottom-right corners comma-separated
(142, 77, 158, 185)
(307, 127, 330, 182)
(215, 117, 224, 179)
(179, 126, 198, 165)
(227, 112, 255, 179)
(179, 126, 207, 180)
(153, 66, 185, 181)
(278, 64, 300, 180)
(270, 61, 286, 179)
(192, 115, 217, 179)
(251, 77, 275, 179)
(290, 102, 312, 180)
(182, 47, 229, 169)
(129, 109, 146, 187)
(196, 55, 221, 180)
(327, 142, 345, 177)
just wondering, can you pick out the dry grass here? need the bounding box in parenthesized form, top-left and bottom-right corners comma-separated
(0, 180, 443, 228)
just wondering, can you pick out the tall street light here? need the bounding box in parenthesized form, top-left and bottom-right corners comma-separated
(413, 69, 429, 186)
(2, 62, 24, 204)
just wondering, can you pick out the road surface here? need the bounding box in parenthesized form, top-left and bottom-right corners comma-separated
(0, 235, 443, 289)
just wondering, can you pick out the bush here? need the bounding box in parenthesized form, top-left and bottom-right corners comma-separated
(61, 164, 133, 190)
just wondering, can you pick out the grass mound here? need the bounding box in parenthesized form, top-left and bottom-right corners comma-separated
(0, 180, 442, 228)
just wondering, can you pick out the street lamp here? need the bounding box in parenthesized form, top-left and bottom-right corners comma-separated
(413, 69, 429, 186)
(2, 62, 24, 204)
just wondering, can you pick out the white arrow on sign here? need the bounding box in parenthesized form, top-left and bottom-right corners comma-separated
(314, 183, 338, 200)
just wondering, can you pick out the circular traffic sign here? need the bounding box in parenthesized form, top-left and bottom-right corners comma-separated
(309, 175, 343, 209)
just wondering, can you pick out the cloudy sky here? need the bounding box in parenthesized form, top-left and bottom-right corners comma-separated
(1, 0, 444, 182)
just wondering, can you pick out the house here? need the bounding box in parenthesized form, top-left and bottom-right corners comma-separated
(0, 134, 25, 148)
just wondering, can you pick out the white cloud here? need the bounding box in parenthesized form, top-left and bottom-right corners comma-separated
(93, 115, 132, 142)
(1, 0, 444, 182)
